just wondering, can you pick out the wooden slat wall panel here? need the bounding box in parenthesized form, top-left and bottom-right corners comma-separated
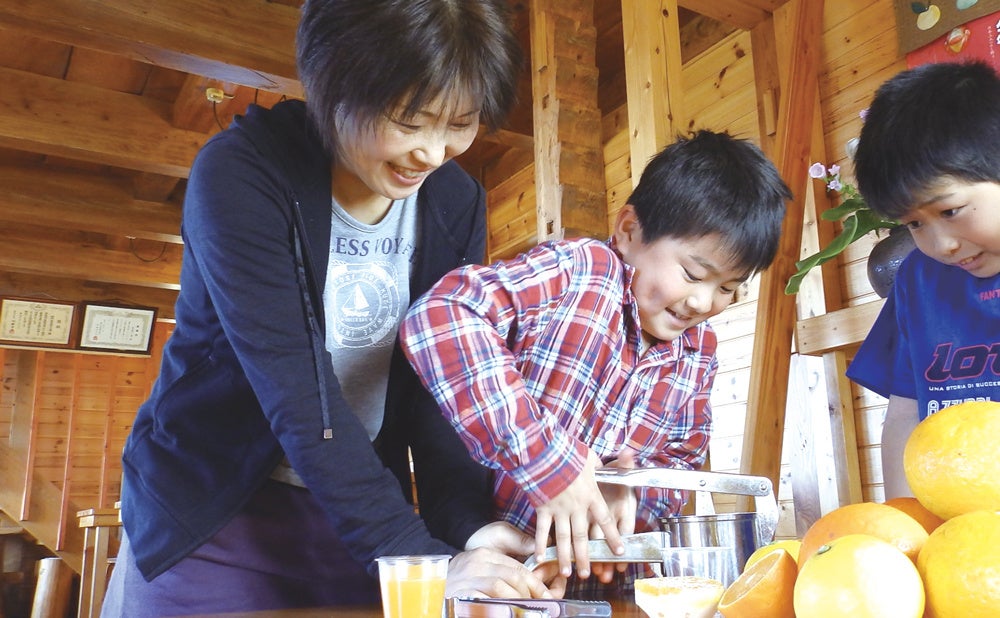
(488, 165, 539, 260)
(0, 321, 170, 561)
(0, 348, 12, 439)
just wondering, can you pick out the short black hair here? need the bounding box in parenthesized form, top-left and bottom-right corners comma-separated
(296, 0, 522, 154)
(855, 61, 1000, 219)
(626, 130, 790, 274)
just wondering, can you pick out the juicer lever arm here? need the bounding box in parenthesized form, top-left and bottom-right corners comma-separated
(594, 467, 779, 544)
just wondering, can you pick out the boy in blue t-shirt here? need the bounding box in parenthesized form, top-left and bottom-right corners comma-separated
(846, 61, 1000, 498)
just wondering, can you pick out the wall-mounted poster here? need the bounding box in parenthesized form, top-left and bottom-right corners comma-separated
(0, 297, 78, 348)
(896, 0, 1000, 55)
(78, 303, 157, 354)
(906, 9, 1000, 68)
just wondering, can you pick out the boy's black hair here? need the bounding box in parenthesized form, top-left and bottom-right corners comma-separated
(855, 61, 1000, 219)
(296, 0, 522, 155)
(626, 130, 790, 274)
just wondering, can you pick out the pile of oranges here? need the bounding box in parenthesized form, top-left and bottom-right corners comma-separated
(714, 400, 1000, 618)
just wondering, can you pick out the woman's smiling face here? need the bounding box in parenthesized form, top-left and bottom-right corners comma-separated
(333, 91, 481, 204)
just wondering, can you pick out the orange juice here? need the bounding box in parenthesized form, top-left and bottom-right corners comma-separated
(380, 570, 447, 618)
(376, 555, 450, 618)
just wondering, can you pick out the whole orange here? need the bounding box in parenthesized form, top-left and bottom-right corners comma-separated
(903, 401, 1000, 520)
(883, 496, 944, 534)
(793, 534, 924, 618)
(797, 502, 927, 570)
(917, 510, 1000, 617)
(718, 548, 796, 618)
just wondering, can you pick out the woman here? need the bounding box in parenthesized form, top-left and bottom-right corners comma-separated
(101, 1, 550, 615)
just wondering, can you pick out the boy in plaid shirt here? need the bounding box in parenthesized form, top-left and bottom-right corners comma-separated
(401, 130, 790, 595)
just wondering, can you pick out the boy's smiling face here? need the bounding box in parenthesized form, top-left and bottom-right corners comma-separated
(614, 205, 748, 344)
(901, 179, 1000, 278)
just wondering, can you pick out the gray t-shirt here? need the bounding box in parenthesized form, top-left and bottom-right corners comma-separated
(324, 194, 419, 439)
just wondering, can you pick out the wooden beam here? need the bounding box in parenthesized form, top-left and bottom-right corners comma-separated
(477, 127, 535, 152)
(796, 301, 884, 356)
(739, 0, 824, 503)
(749, 16, 780, 156)
(1, 223, 181, 291)
(0, 164, 182, 244)
(0, 0, 301, 96)
(621, 0, 685, 185)
(0, 67, 206, 177)
(678, 0, 770, 30)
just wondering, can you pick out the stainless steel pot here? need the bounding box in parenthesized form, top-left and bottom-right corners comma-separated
(596, 467, 779, 571)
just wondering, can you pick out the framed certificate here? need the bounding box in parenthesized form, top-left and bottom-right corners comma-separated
(0, 297, 78, 348)
(78, 303, 158, 354)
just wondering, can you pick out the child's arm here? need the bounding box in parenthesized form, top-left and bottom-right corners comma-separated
(881, 395, 920, 499)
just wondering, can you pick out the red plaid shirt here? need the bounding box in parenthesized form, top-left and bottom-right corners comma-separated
(401, 238, 715, 533)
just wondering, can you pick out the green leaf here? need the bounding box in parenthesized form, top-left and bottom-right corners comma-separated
(784, 217, 859, 295)
(820, 196, 868, 220)
(851, 209, 899, 240)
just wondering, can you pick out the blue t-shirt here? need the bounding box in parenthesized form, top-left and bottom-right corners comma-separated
(847, 250, 1000, 420)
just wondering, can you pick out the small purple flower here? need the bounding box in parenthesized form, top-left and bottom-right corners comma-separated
(808, 162, 827, 179)
(859, 108, 868, 121)
(827, 178, 843, 192)
(829, 164, 841, 176)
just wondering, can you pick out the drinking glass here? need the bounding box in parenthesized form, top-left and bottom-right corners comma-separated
(661, 545, 739, 588)
(376, 554, 450, 618)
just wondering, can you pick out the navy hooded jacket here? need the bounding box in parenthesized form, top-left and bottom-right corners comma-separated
(120, 100, 493, 579)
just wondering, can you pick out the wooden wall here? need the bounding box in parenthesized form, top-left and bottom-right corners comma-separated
(0, 322, 172, 572)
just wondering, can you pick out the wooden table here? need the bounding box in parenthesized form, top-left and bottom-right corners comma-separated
(189, 599, 643, 617)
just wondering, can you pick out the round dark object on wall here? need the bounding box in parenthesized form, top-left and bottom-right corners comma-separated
(867, 226, 916, 298)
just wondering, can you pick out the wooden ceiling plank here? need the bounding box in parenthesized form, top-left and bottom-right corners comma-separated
(0, 164, 181, 243)
(0, 235, 181, 291)
(64, 47, 151, 95)
(0, 67, 205, 177)
(0, 0, 301, 96)
(621, 0, 685, 186)
(739, 0, 824, 504)
(678, 0, 769, 30)
(0, 29, 71, 77)
(132, 173, 182, 204)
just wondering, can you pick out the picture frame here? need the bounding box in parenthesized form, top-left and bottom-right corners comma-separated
(0, 297, 78, 348)
(78, 303, 158, 354)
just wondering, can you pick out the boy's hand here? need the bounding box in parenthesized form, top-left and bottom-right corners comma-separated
(533, 450, 624, 579)
(590, 447, 639, 583)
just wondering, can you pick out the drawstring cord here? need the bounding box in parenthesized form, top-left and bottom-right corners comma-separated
(291, 208, 334, 439)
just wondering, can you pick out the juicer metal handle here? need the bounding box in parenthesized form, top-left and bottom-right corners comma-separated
(595, 467, 779, 543)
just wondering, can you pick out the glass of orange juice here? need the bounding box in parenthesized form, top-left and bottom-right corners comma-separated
(376, 554, 450, 618)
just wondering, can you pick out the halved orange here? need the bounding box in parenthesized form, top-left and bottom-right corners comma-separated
(717, 548, 796, 618)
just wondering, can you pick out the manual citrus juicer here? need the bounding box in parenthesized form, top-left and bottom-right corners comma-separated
(525, 467, 779, 580)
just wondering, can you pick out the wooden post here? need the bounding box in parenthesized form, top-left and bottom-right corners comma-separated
(30, 557, 72, 618)
(528, 0, 607, 241)
(621, 0, 685, 183)
(77, 507, 121, 618)
(738, 0, 824, 510)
